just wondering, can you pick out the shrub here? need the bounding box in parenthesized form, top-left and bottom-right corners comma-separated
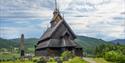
(61, 51, 74, 61)
(33, 59, 38, 62)
(6, 59, 11, 61)
(49, 58, 56, 62)
(2, 59, 5, 61)
(68, 57, 88, 63)
(103, 51, 125, 63)
(37, 57, 47, 63)
(104, 51, 120, 62)
(117, 55, 125, 63)
(104, 51, 118, 62)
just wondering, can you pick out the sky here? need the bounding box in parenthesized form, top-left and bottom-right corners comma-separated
(0, 0, 125, 41)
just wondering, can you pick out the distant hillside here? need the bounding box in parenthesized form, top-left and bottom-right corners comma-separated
(0, 38, 38, 49)
(10, 38, 38, 48)
(0, 36, 111, 53)
(75, 36, 110, 53)
(111, 39, 125, 45)
(0, 38, 17, 48)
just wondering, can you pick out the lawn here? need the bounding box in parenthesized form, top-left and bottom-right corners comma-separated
(0, 53, 19, 60)
(0, 53, 112, 63)
(94, 58, 113, 63)
(0, 60, 33, 63)
(0, 58, 113, 63)
(0, 61, 58, 63)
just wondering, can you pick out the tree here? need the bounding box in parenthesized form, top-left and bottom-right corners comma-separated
(103, 51, 120, 62)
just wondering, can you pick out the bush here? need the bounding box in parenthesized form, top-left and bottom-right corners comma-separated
(6, 59, 11, 61)
(33, 59, 38, 62)
(68, 57, 88, 63)
(103, 51, 125, 63)
(49, 58, 56, 62)
(117, 55, 125, 63)
(104, 51, 120, 62)
(61, 51, 75, 61)
(37, 57, 47, 63)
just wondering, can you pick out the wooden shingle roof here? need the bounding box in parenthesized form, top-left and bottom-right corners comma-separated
(36, 38, 78, 49)
(38, 19, 76, 44)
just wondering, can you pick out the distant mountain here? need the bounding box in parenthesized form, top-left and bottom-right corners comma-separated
(0, 36, 111, 53)
(111, 39, 125, 45)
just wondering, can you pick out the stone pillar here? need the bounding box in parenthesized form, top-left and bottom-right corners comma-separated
(20, 34, 25, 58)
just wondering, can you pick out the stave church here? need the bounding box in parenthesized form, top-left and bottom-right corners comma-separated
(35, 0, 83, 57)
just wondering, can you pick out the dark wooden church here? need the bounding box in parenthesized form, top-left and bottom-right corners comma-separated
(35, 0, 83, 57)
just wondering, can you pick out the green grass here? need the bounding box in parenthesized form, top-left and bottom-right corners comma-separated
(64, 57, 88, 63)
(47, 62, 57, 63)
(0, 52, 112, 63)
(0, 53, 19, 60)
(0, 60, 33, 63)
(94, 58, 112, 63)
(0, 58, 113, 63)
(1, 61, 57, 63)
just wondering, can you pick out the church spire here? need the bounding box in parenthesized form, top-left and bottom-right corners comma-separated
(51, 0, 62, 27)
(55, 0, 57, 10)
(53, 0, 59, 13)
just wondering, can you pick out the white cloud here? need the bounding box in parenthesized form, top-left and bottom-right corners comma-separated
(61, 0, 125, 40)
(0, 0, 125, 40)
(0, 27, 20, 39)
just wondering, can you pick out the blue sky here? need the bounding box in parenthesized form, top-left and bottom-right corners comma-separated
(0, 0, 125, 41)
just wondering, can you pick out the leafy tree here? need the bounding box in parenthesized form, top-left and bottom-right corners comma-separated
(103, 51, 121, 62)
(104, 51, 125, 63)
(95, 44, 125, 63)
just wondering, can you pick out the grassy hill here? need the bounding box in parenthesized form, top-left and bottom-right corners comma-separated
(75, 36, 110, 53)
(0, 38, 38, 52)
(0, 36, 111, 53)
(10, 38, 38, 48)
(0, 38, 17, 48)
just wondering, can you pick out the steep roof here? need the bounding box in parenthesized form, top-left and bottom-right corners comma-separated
(38, 19, 76, 43)
(36, 38, 78, 49)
